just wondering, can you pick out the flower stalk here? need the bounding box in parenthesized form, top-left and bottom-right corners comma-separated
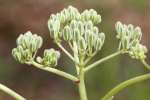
(0, 83, 26, 100)
(78, 67, 88, 100)
(102, 73, 150, 100)
(28, 61, 79, 82)
(84, 51, 122, 73)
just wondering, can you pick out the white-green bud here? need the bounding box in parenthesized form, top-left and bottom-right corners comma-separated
(121, 36, 130, 50)
(115, 21, 123, 39)
(81, 9, 101, 24)
(70, 20, 77, 29)
(12, 45, 32, 63)
(87, 32, 95, 48)
(78, 37, 87, 51)
(85, 21, 93, 31)
(98, 32, 105, 44)
(93, 27, 99, 35)
(89, 9, 101, 24)
(115, 21, 145, 53)
(78, 21, 84, 35)
(36, 56, 43, 64)
(94, 38, 102, 51)
(41, 49, 60, 67)
(12, 48, 22, 63)
(12, 31, 43, 63)
(81, 10, 90, 21)
(133, 26, 142, 40)
(63, 26, 72, 41)
(17, 31, 43, 52)
(48, 18, 61, 42)
(129, 44, 147, 60)
(73, 28, 80, 42)
(68, 6, 80, 20)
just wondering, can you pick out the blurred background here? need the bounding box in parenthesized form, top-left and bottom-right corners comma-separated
(0, 0, 150, 100)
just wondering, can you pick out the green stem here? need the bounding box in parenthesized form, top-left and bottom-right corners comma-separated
(84, 51, 122, 73)
(78, 68, 88, 100)
(56, 43, 75, 62)
(0, 83, 26, 100)
(29, 61, 79, 82)
(84, 52, 97, 66)
(102, 73, 150, 100)
(141, 60, 150, 70)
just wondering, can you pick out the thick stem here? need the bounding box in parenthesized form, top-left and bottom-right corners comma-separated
(0, 83, 26, 100)
(102, 73, 150, 100)
(29, 61, 79, 82)
(78, 68, 88, 100)
(84, 51, 122, 73)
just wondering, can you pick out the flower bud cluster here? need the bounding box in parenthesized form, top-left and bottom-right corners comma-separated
(36, 49, 60, 67)
(115, 21, 147, 60)
(81, 9, 101, 24)
(62, 20, 105, 56)
(12, 31, 43, 63)
(48, 6, 81, 42)
(48, 6, 104, 57)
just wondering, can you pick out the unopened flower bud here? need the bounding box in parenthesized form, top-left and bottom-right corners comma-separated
(70, 20, 77, 29)
(98, 32, 105, 43)
(94, 38, 102, 51)
(63, 26, 72, 41)
(130, 44, 147, 60)
(78, 37, 87, 51)
(73, 28, 80, 42)
(134, 26, 142, 40)
(36, 56, 43, 63)
(42, 49, 60, 67)
(115, 21, 123, 39)
(12, 31, 43, 63)
(121, 36, 130, 50)
(85, 21, 93, 31)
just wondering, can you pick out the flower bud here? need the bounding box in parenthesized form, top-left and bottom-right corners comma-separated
(85, 21, 93, 31)
(129, 44, 147, 60)
(63, 26, 72, 41)
(12, 46, 32, 63)
(115, 21, 123, 39)
(95, 38, 102, 51)
(93, 27, 99, 35)
(70, 20, 77, 29)
(12, 48, 22, 63)
(87, 32, 95, 48)
(121, 36, 130, 50)
(78, 37, 87, 51)
(73, 28, 80, 42)
(42, 49, 60, 67)
(98, 32, 105, 43)
(36, 56, 43, 64)
(12, 31, 43, 63)
(78, 21, 84, 35)
(48, 18, 61, 41)
(89, 9, 101, 24)
(133, 26, 142, 40)
(59, 13, 65, 23)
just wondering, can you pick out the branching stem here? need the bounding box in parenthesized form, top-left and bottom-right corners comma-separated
(84, 51, 122, 73)
(29, 61, 79, 82)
